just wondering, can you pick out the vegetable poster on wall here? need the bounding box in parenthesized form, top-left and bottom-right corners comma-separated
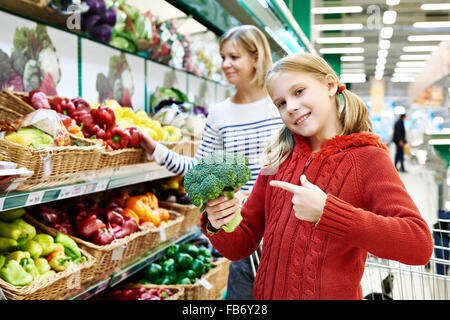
(147, 59, 187, 97)
(81, 38, 145, 110)
(0, 10, 78, 97)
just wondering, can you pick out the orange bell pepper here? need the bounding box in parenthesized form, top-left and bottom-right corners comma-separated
(156, 207, 170, 222)
(113, 192, 131, 208)
(145, 192, 159, 209)
(123, 207, 140, 224)
(125, 195, 154, 224)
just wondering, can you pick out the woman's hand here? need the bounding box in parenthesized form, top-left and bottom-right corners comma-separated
(269, 175, 326, 224)
(130, 126, 157, 155)
(205, 196, 240, 230)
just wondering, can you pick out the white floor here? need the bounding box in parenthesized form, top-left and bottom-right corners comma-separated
(360, 148, 450, 300)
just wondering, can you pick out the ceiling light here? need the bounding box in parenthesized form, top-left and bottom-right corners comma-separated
(387, 0, 400, 5)
(340, 74, 367, 83)
(257, 0, 269, 8)
(376, 57, 387, 65)
(340, 56, 365, 62)
(394, 67, 423, 73)
(379, 40, 391, 49)
(311, 6, 363, 14)
(319, 47, 365, 54)
(421, 4, 450, 10)
(316, 37, 364, 44)
(393, 73, 419, 78)
(413, 21, 450, 28)
(403, 46, 438, 52)
(399, 54, 431, 60)
(396, 61, 427, 67)
(312, 24, 364, 31)
(383, 10, 397, 24)
(378, 49, 389, 58)
(408, 35, 450, 41)
(380, 27, 394, 39)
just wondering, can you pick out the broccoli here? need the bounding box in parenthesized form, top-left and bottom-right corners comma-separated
(184, 151, 252, 232)
(0, 49, 12, 85)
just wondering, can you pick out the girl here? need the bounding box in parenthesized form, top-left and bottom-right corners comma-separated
(202, 53, 433, 300)
(139, 25, 284, 299)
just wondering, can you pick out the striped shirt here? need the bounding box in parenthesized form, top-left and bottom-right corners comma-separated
(153, 96, 284, 192)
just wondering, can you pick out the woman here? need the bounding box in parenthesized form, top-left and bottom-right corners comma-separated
(139, 25, 284, 299)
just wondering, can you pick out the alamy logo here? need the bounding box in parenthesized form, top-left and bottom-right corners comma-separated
(66, 0, 82, 31)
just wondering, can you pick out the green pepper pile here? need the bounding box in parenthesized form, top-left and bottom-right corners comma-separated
(0, 208, 86, 287)
(138, 243, 213, 285)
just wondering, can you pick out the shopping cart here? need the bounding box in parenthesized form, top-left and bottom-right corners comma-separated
(361, 218, 450, 300)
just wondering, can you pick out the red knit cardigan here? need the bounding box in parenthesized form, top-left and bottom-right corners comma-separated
(201, 133, 433, 300)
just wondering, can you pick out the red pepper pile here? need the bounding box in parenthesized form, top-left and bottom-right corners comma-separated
(30, 197, 140, 246)
(105, 287, 174, 300)
(23, 90, 142, 150)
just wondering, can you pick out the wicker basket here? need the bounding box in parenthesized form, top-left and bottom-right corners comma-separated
(24, 213, 151, 283)
(124, 260, 225, 300)
(115, 284, 185, 300)
(0, 1, 74, 30)
(211, 257, 230, 299)
(0, 221, 96, 300)
(0, 90, 34, 115)
(160, 140, 200, 157)
(141, 211, 184, 250)
(158, 201, 202, 232)
(98, 147, 147, 169)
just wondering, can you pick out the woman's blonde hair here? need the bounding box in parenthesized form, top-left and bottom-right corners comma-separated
(220, 25, 272, 87)
(261, 52, 373, 168)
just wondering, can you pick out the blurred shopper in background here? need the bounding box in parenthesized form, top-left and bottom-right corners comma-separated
(138, 25, 283, 299)
(393, 114, 407, 172)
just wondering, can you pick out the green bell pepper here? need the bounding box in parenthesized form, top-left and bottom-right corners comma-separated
(177, 269, 197, 281)
(179, 243, 199, 258)
(35, 257, 51, 275)
(20, 257, 40, 281)
(6, 250, 30, 264)
(0, 208, 26, 221)
(0, 260, 33, 286)
(143, 263, 162, 282)
(0, 221, 23, 240)
(0, 237, 18, 252)
(20, 240, 42, 259)
(198, 246, 212, 258)
(48, 250, 70, 272)
(174, 252, 194, 271)
(190, 258, 206, 278)
(55, 233, 81, 260)
(161, 258, 176, 276)
(165, 244, 179, 258)
(33, 234, 56, 256)
(11, 219, 36, 242)
(0, 255, 5, 269)
(176, 277, 192, 285)
(197, 255, 212, 271)
(137, 278, 151, 285)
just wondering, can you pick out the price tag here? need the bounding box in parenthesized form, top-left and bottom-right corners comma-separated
(0, 197, 5, 211)
(94, 179, 109, 192)
(197, 278, 213, 290)
(111, 245, 125, 261)
(71, 185, 83, 197)
(57, 187, 73, 200)
(159, 224, 167, 242)
(25, 191, 45, 207)
(83, 183, 95, 194)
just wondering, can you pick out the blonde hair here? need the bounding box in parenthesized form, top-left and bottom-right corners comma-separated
(262, 52, 373, 168)
(220, 25, 272, 88)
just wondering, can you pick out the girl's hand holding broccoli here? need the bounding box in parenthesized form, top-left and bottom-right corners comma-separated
(205, 196, 241, 230)
(270, 175, 326, 225)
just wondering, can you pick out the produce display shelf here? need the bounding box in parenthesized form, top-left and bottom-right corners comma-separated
(0, 162, 175, 212)
(68, 226, 202, 300)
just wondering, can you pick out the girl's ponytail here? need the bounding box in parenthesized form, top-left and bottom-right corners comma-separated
(338, 88, 373, 135)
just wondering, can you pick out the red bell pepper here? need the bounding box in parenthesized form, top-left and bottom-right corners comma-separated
(50, 97, 76, 116)
(91, 227, 114, 245)
(126, 127, 143, 148)
(91, 105, 116, 130)
(29, 90, 51, 109)
(106, 125, 130, 150)
(76, 214, 106, 240)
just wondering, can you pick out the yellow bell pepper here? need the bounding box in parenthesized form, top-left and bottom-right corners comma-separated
(142, 120, 163, 140)
(105, 100, 124, 119)
(90, 102, 100, 110)
(162, 126, 182, 141)
(143, 127, 159, 140)
(117, 118, 135, 128)
(121, 107, 136, 119)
